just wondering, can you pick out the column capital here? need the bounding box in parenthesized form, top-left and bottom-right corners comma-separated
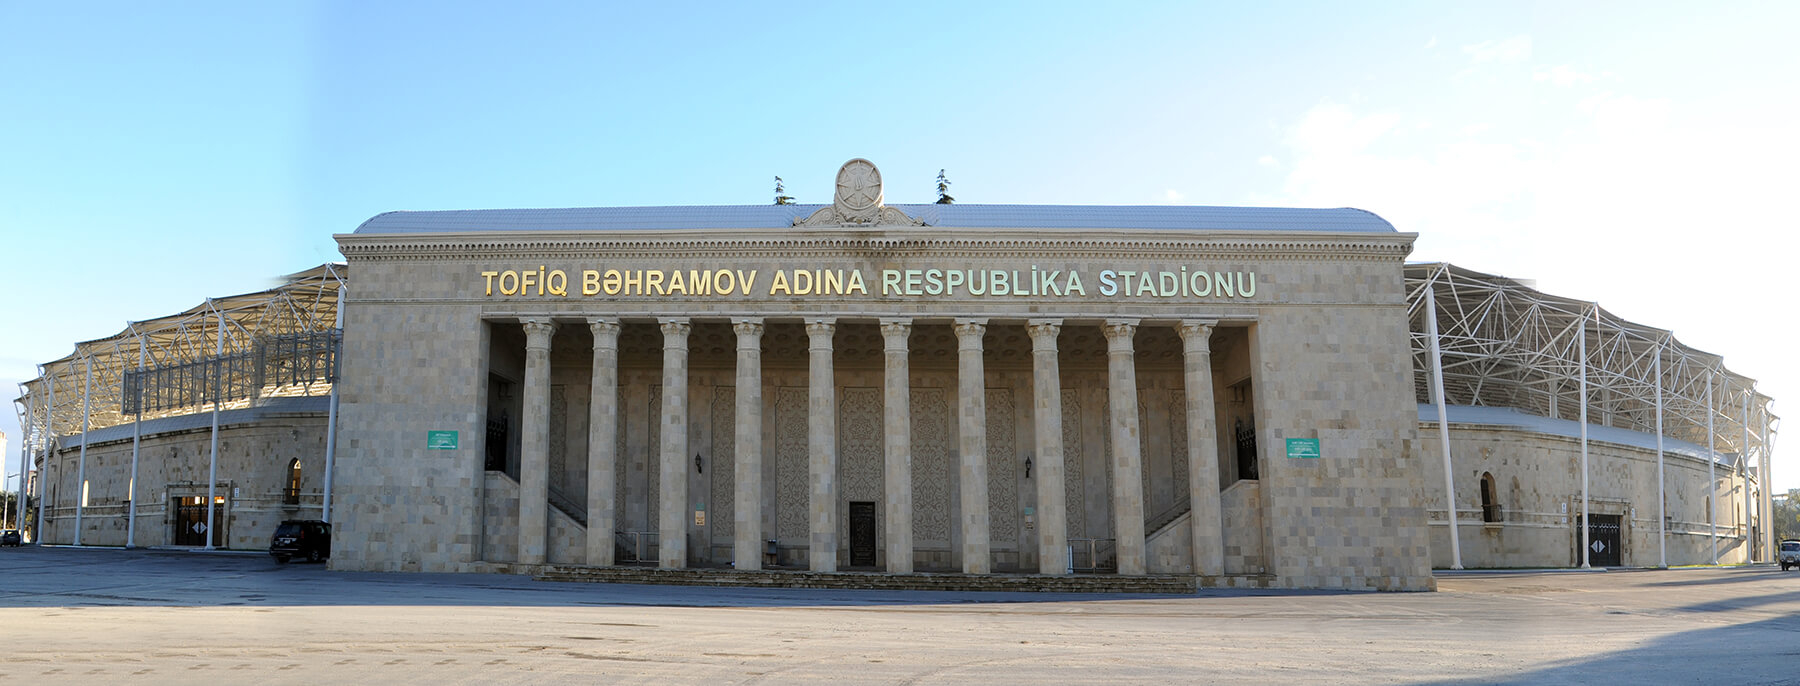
(659, 318, 690, 350)
(588, 317, 620, 341)
(1178, 319, 1217, 351)
(1026, 319, 1062, 349)
(879, 318, 912, 349)
(732, 318, 764, 343)
(1102, 319, 1138, 351)
(953, 318, 987, 349)
(521, 318, 557, 350)
(805, 318, 836, 347)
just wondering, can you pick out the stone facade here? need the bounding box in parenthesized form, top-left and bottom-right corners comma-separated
(329, 167, 1435, 591)
(37, 403, 331, 550)
(1418, 421, 1753, 567)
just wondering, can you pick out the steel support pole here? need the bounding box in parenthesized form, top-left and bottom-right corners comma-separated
(127, 337, 144, 548)
(1741, 389, 1752, 562)
(1654, 340, 1665, 568)
(205, 308, 224, 550)
(1578, 308, 1591, 568)
(74, 356, 91, 546)
(20, 389, 35, 533)
(1762, 406, 1774, 563)
(35, 371, 52, 545)
(1707, 372, 1717, 564)
(322, 286, 345, 524)
(1424, 282, 1462, 569)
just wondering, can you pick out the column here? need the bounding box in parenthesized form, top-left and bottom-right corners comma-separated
(518, 317, 556, 565)
(1027, 319, 1068, 575)
(954, 318, 991, 574)
(658, 318, 691, 569)
(1104, 319, 1146, 576)
(732, 318, 765, 571)
(585, 318, 621, 566)
(1179, 320, 1224, 577)
(880, 319, 914, 573)
(806, 319, 839, 572)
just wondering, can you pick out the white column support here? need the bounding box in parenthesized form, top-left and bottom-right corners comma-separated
(1103, 319, 1147, 576)
(658, 318, 692, 569)
(1707, 370, 1718, 564)
(323, 285, 345, 524)
(127, 334, 145, 548)
(1178, 319, 1223, 577)
(954, 318, 991, 574)
(879, 318, 914, 574)
(1741, 388, 1753, 562)
(518, 317, 556, 565)
(805, 318, 838, 572)
(731, 318, 764, 571)
(20, 387, 37, 534)
(1424, 282, 1462, 570)
(587, 317, 622, 567)
(1654, 337, 1666, 569)
(1027, 319, 1069, 576)
(35, 369, 52, 545)
(1578, 306, 1591, 568)
(75, 355, 91, 546)
(1761, 404, 1774, 563)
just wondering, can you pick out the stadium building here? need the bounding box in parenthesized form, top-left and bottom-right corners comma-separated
(12, 160, 1779, 589)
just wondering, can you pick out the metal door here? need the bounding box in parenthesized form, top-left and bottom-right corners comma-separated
(172, 497, 224, 547)
(1583, 514, 1622, 566)
(848, 501, 877, 568)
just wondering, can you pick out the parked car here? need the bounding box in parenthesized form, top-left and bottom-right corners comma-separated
(0, 530, 20, 547)
(1780, 540, 1800, 571)
(269, 520, 331, 563)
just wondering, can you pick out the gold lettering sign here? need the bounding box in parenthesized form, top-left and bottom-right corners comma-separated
(478, 266, 1259, 299)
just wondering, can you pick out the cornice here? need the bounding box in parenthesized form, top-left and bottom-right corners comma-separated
(335, 229, 1418, 263)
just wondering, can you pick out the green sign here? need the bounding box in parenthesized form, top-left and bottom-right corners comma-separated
(1286, 438, 1320, 459)
(426, 430, 459, 450)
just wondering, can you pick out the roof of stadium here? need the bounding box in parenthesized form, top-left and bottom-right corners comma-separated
(353, 204, 1399, 234)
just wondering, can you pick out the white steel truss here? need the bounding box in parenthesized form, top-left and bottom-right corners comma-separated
(12, 264, 347, 443)
(1406, 262, 1776, 460)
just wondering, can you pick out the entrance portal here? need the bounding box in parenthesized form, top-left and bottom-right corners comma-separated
(172, 496, 224, 547)
(849, 501, 877, 568)
(1583, 514, 1622, 567)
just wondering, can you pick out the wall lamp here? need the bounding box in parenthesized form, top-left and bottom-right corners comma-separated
(1024, 455, 1033, 479)
(694, 453, 704, 474)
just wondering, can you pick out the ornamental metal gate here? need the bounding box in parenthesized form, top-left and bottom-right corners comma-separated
(172, 497, 224, 547)
(1582, 514, 1622, 567)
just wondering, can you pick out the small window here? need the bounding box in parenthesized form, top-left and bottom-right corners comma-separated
(1480, 472, 1502, 523)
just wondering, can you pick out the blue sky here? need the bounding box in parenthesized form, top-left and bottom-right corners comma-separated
(3, 2, 1796, 490)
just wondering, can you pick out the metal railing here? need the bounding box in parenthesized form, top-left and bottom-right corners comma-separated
(616, 531, 658, 563)
(1069, 538, 1117, 572)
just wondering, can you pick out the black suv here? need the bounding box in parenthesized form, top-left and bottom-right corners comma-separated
(269, 520, 331, 563)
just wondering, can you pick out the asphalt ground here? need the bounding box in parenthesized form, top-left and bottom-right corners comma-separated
(0, 546, 1795, 684)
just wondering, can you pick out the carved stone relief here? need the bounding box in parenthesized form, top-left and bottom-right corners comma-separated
(1061, 389, 1085, 539)
(710, 386, 735, 546)
(986, 388, 1018, 545)
(839, 387, 884, 504)
(911, 388, 951, 544)
(775, 387, 808, 542)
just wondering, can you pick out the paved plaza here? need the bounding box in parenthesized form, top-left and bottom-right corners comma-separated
(0, 546, 1795, 684)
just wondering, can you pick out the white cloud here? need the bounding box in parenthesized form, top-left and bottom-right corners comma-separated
(1162, 189, 1185, 203)
(1463, 35, 1532, 63)
(1257, 155, 1279, 168)
(1534, 64, 1596, 87)
(1424, 36, 1438, 50)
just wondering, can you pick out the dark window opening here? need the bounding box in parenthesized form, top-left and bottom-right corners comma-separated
(1480, 472, 1502, 523)
(1234, 418, 1259, 481)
